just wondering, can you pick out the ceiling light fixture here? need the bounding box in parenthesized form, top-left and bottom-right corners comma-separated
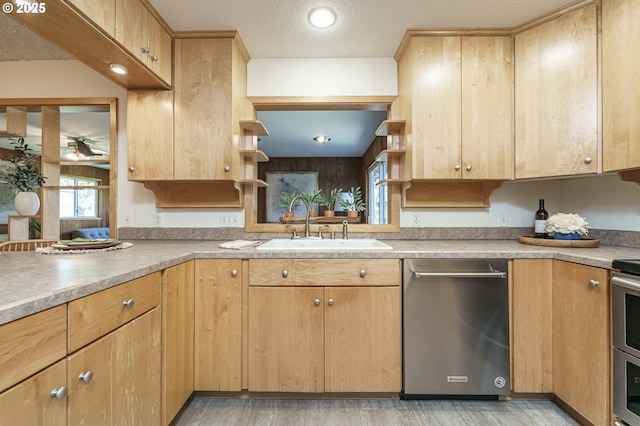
(109, 63, 128, 75)
(313, 135, 330, 144)
(308, 7, 337, 29)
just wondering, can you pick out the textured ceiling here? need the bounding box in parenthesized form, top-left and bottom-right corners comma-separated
(0, 12, 72, 61)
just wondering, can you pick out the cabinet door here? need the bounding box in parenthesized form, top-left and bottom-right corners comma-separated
(194, 259, 242, 391)
(602, 0, 640, 172)
(67, 0, 116, 37)
(324, 287, 401, 392)
(407, 36, 462, 179)
(553, 260, 609, 426)
(127, 90, 174, 181)
(511, 259, 553, 393)
(248, 286, 324, 392)
(0, 359, 67, 425)
(515, 4, 598, 179)
(115, 0, 148, 64)
(174, 38, 235, 180)
(147, 13, 172, 84)
(461, 36, 513, 180)
(162, 261, 194, 425)
(67, 333, 114, 426)
(112, 308, 161, 426)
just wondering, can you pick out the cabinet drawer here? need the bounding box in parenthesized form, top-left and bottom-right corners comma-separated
(249, 259, 400, 287)
(0, 305, 67, 393)
(68, 272, 160, 352)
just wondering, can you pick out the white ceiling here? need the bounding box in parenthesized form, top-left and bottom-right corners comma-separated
(0, 0, 577, 157)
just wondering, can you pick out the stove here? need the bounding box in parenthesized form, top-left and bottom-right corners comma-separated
(612, 259, 640, 277)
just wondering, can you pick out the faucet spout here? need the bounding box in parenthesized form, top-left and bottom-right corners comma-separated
(288, 195, 311, 238)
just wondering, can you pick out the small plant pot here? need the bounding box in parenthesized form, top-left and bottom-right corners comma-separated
(284, 211, 295, 218)
(347, 210, 359, 218)
(324, 210, 335, 217)
(554, 232, 580, 240)
(309, 210, 317, 217)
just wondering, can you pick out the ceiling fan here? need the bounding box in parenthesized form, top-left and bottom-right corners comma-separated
(65, 136, 106, 159)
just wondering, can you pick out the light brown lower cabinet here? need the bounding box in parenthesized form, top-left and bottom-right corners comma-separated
(553, 260, 609, 426)
(511, 259, 553, 393)
(194, 259, 243, 391)
(0, 359, 67, 425)
(162, 261, 195, 425)
(247, 259, 402, 393)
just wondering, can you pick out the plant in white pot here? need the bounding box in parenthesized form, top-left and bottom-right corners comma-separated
(0, 138, 47, 216)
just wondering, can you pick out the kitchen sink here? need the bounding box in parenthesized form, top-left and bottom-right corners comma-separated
(257, 238, 393, 251)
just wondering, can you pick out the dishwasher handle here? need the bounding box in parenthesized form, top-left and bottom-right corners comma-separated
(410, 270, 507, 279)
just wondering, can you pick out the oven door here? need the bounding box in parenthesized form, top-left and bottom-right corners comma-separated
(612, 273, 640, 359)
(614, 348, 640, 426)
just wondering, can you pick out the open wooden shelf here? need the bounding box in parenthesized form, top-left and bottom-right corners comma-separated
(239, 120, 269, 136)
(237, 179, 268, 187)
(239, 149, 269, 162)
(375, 120, 406, 136)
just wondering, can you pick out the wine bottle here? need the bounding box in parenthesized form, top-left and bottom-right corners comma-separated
(534, 199, 548, 238)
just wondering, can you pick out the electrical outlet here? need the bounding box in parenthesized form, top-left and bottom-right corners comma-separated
(221, 214, 237, 227)
(122, 213, 131, 227)
(154, 214, 161, 227)
(499, 211, 509, 226)
(411, 213, 421, 227)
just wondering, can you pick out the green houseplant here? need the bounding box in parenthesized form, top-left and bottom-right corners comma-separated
(0, 137, 47, 216)
(318, 187, 342, 217)
(339, 186, 366, 217)
(301, 189, 322, 216)
(277, 191, 300, 217)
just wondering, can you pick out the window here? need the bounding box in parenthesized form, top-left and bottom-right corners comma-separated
(367, 160, 388, 224)
(60, 175, 100, 218)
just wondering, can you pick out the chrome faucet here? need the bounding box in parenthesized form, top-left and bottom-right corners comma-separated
(288, 195, 311, 238)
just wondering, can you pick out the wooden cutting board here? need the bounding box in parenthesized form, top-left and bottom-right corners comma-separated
(518, 235, 599, 248)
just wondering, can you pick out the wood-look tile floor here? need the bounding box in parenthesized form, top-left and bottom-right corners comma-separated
(172, 398, 581, 425)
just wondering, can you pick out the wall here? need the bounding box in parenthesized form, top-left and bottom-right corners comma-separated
(2, 59, 640, 233)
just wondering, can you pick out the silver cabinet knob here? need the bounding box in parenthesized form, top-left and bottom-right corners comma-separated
(328, 298, 334, 306)
(231, 269, 238, 277)
(584, 157, 593, 164)
(78, 371, 94, 384)
(282, 270, 288, 278)
(141, 47, 150, 54)
(466, 165, 472, 171)
(150, 55, 158, 62)
(314, 298, 321, 306)
(50, 386, 68, 400)
(128, 166, 135, 172)
(122, 299, 134, 308)
(224, 166, 230, 172)
(589, 279, 599, 287)
(454, 164, 461, 171)
(360, 269, 366, 278)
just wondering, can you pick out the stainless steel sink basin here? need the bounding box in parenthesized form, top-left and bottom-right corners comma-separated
(257, 238, 393, 251)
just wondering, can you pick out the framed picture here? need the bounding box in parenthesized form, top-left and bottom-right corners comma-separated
(265, 172, 318, 223)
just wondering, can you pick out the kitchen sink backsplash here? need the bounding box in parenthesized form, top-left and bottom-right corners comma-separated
(117, 227, 640, 248)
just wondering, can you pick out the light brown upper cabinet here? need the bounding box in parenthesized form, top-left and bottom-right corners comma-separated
(67, 0, 116, 38)
(396, 35, 513, 181)
(514, 3, 598, 179)
(115, 0, 171, 84)
(602, 0, 640, 172)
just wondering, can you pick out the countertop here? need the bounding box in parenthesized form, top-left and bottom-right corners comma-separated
(2, 238, 640, 326)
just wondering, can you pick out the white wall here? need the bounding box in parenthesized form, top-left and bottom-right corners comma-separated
(3, 59, 640, 232)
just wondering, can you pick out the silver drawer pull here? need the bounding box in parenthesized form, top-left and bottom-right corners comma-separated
(411, 271, 506, 279)
(231, 269, 238, 277)
(589, 279, 599, 287)
(328, 298, 334, 306)
(314, 298, 321, 306)
(360, 269, 366, 278)
(282, 270, 289, 278)
(78, 371, 94, 384)
(50, 386, 68, 400)
(122, 299, 134, 308)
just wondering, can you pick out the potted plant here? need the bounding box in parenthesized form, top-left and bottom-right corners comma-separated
(277, 191, 300, 218)
(318, 187, 342, 217)
(0, 137, 47, 216)
(301, 189, 322, 216)
(339, 186, 366, 218)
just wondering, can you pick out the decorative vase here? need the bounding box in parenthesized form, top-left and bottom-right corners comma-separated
(554, 232, 580, 240)
(14, 191, 40, 216)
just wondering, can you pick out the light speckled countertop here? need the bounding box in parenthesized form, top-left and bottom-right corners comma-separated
(2, 239, 640, 326)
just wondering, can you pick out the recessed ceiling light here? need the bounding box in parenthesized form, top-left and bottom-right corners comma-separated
(109, 63, 128, 75)
(313, 135, 330, 144)
(308, 7, 337, 29)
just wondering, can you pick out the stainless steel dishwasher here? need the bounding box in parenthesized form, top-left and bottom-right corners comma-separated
(403, 258, 510, 397)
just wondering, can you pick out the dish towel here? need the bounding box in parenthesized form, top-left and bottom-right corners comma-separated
(219, 239, 262, 250)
